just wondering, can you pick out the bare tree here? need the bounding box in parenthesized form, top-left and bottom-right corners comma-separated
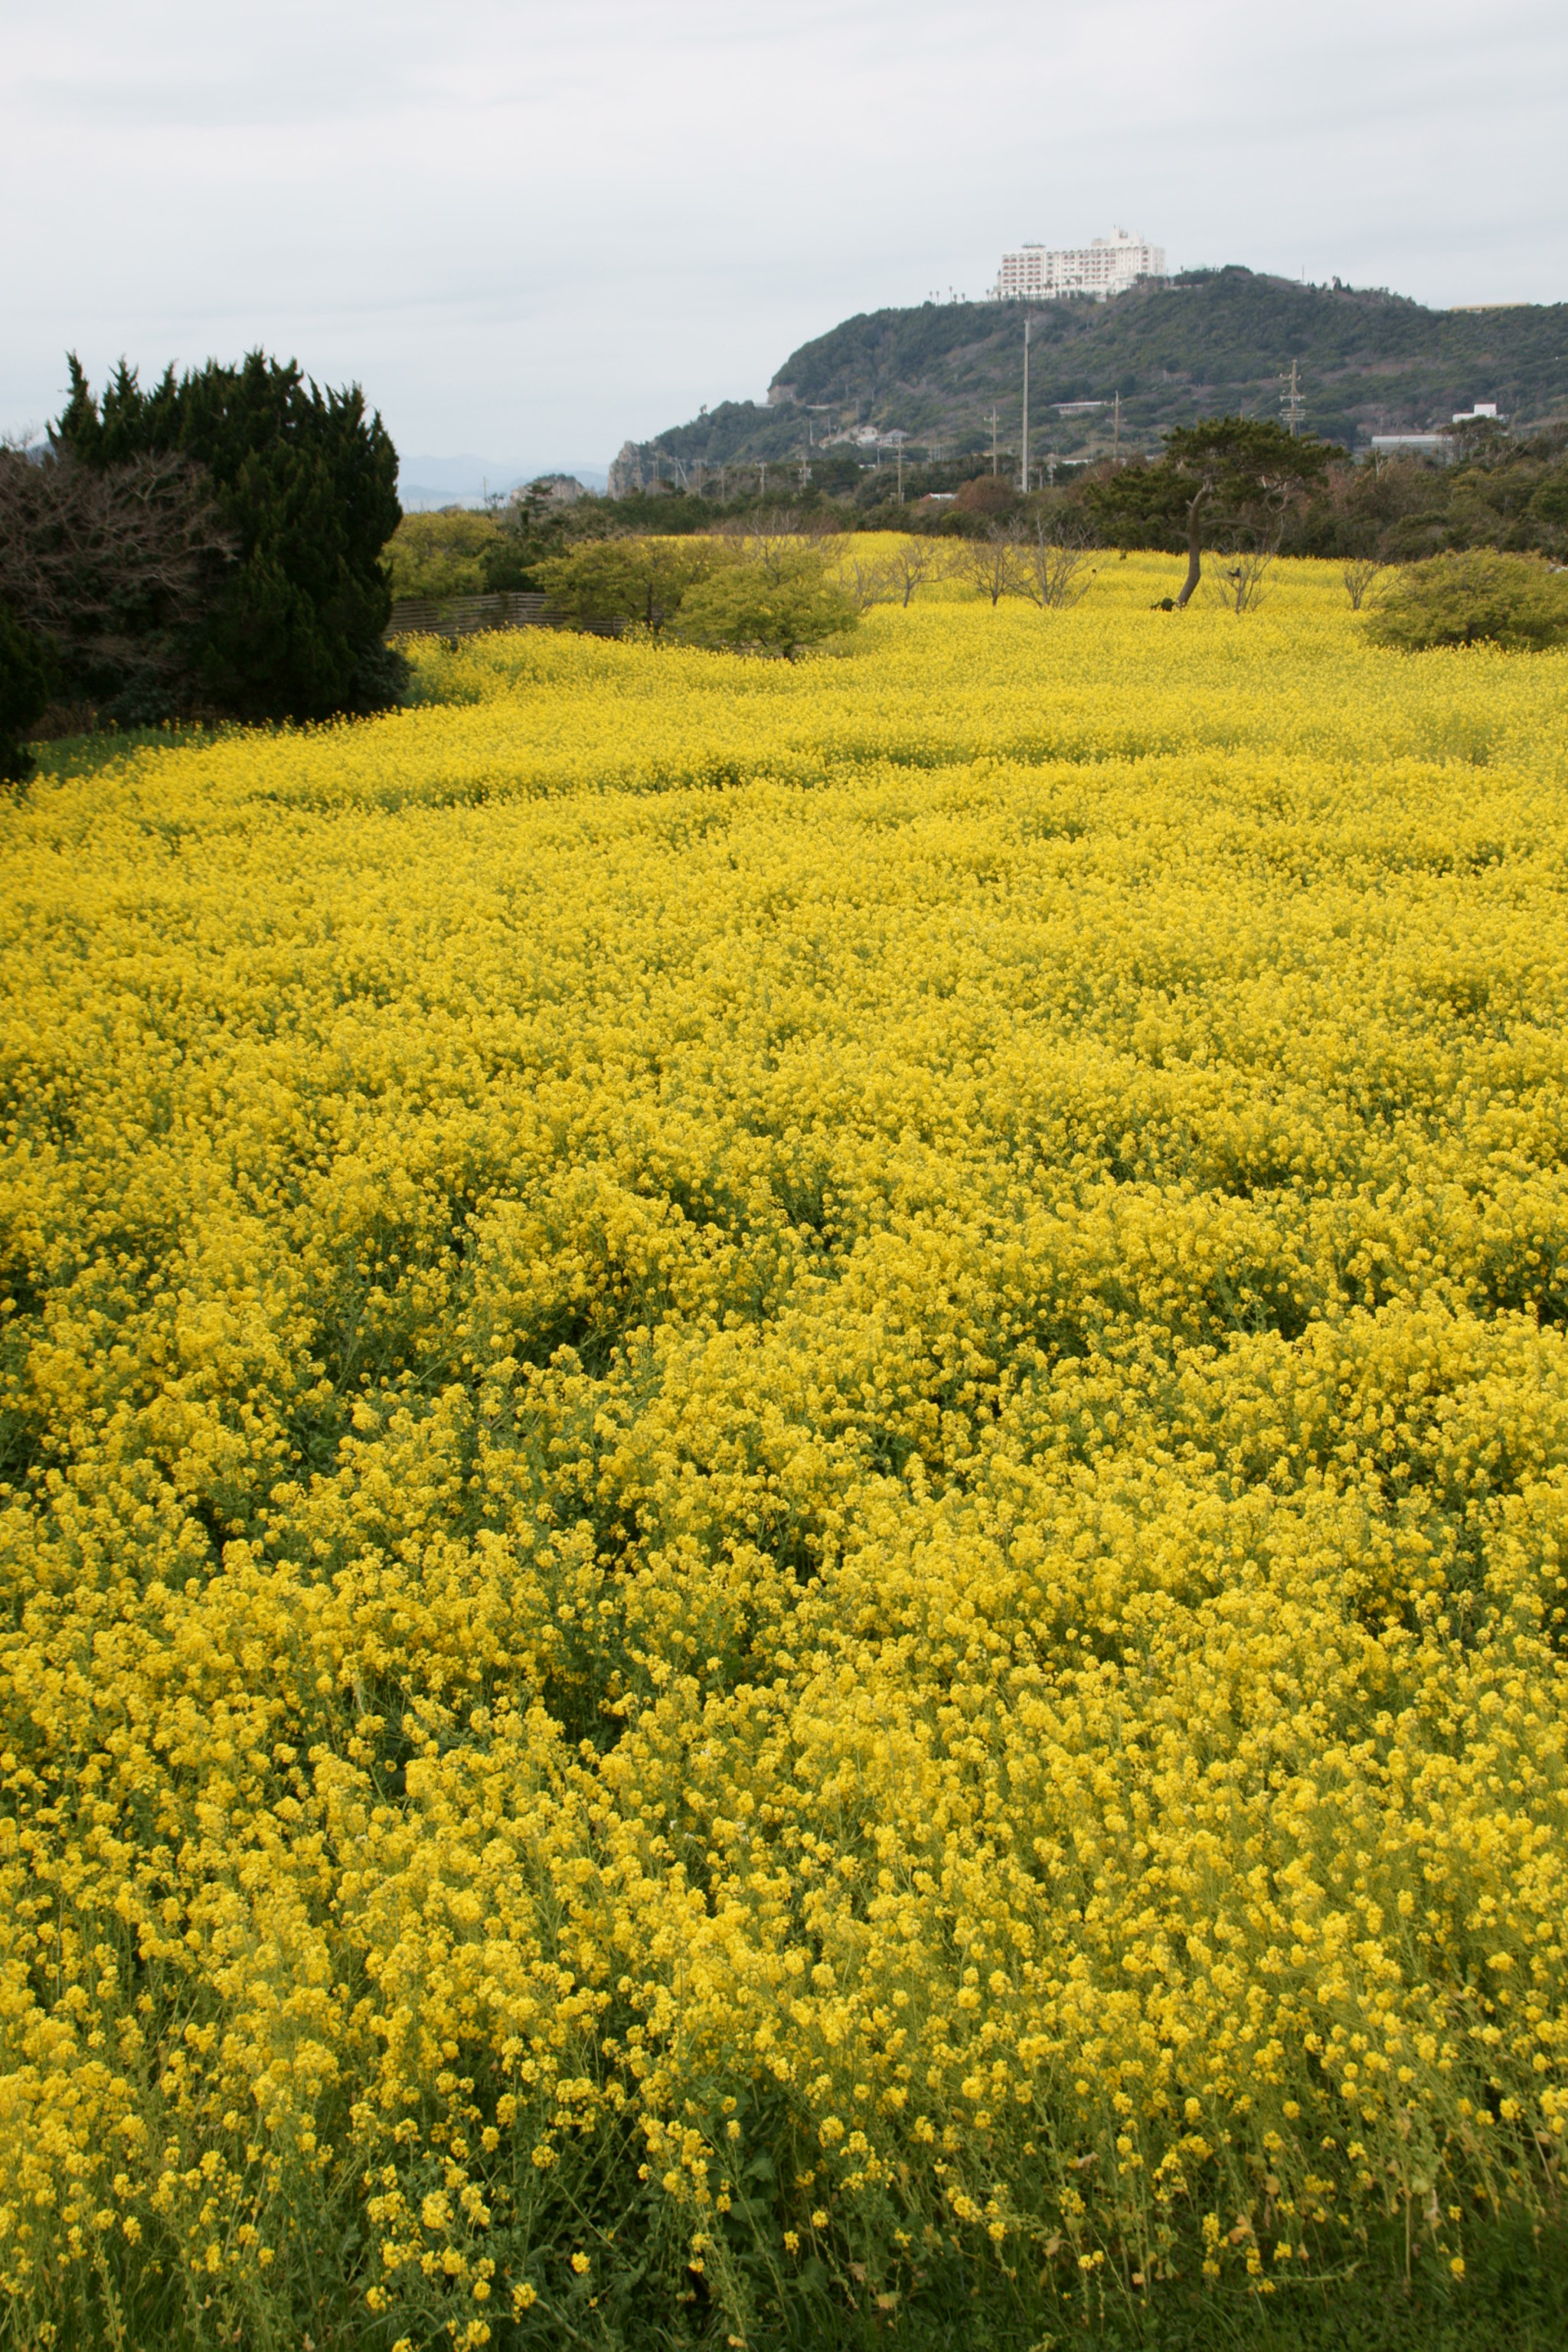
(0, 442, 234, 707)
(835, 534, 948, 615)
(961, 521, 1030, 607)
(887, 536, 941, 607)
(1019, 519, 1094, 610)
(841, 548, 898, 612)
(1209, 547, 1274, 615)
(792, 508, 850, 557)
(1342, 557, 1384, 612)
(718, 508, 849, 584)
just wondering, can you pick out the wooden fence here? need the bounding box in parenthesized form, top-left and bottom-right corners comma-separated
(384, 591, 620, 642)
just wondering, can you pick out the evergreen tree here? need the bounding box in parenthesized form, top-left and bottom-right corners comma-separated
(1087, 417, 1331, 605)
(0, 605, 53, 784)
(55, 353, 403, 720)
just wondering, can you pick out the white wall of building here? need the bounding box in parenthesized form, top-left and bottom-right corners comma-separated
(994, 227, 1165, 301)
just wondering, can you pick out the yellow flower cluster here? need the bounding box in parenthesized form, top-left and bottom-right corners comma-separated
(2, 552, 1567, 2341)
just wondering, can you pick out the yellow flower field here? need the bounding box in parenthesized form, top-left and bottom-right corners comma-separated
(4, 551, 1568, 2344)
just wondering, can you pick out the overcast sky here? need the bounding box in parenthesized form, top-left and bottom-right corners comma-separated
(5, 0, 1566, 479)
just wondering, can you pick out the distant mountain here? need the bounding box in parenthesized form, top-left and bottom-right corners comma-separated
(399, 454, 609, 509)
(612, 269, 1568, 485)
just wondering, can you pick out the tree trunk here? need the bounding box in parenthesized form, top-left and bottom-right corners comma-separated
(1175, 485, 1209, 608)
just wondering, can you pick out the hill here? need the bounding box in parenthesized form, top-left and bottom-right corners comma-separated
(612, 267, 1568, 487)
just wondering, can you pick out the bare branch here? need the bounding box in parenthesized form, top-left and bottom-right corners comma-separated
(1342, 557, 1384, 612)
(887, 537, 939, 607)
(0, 446, 236, 694)
(1209, 547, 1274, 615)
(841, 550, 898, 613)
(1018, 518, 1095, 610)
(959, 521, 1031, 607)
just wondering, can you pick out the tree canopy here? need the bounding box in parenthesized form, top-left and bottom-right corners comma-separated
(534, 532, 857, 657)
(1088, 416, 1333, 605)
(535, 538, 727, 636)
(54, 352, 402, 721)
(671, 544, 857, 657)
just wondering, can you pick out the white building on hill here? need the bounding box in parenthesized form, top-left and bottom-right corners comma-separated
(992, 227, 1165, 302)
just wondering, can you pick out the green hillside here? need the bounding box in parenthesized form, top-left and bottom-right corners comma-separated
(616, 267, 1568, 483)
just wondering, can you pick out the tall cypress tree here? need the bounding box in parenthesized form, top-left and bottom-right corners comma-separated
(56, 353, 403, 721)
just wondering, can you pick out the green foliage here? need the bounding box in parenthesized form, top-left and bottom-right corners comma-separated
(386, 508, 505, 599)
(604, 487, 737, 534)
(671, 543, 858, 655)
(1282, 436, 1568, 565)
(533, 533, 858, 655)
(54, 351, 400, 721)
(536, 537, 728, 634)
(1365, 550, 1568, 652)
(1527, 466, 1568, 534)
(1161, 415, 1333, 491)
(385, 505, 554, 599)
(0, 606, 52, 784)
(1081, 456, 1190, 548)
(1087, 419, 1331, 554)
(24, 718, 226, 786)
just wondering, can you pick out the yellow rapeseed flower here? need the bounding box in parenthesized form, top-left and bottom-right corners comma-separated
(2, 550, 1566, 2337)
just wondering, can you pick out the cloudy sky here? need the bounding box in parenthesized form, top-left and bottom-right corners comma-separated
(5, 0, 1565, 482)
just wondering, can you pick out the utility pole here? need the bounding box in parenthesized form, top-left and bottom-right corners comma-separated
(1281, 359, 1304, 436)
(990, 406, 999, 475)
(1113, 390, 1120, 461)
(1020, 318, 1031, 495)
(760, 461, 767, 498)
(897, 436, 903, 503)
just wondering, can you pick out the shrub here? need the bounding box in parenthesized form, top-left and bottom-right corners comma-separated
(952, 474, 1021, 523)
(671, 543, 858, 655)
(1366, 550, 1568, 652)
